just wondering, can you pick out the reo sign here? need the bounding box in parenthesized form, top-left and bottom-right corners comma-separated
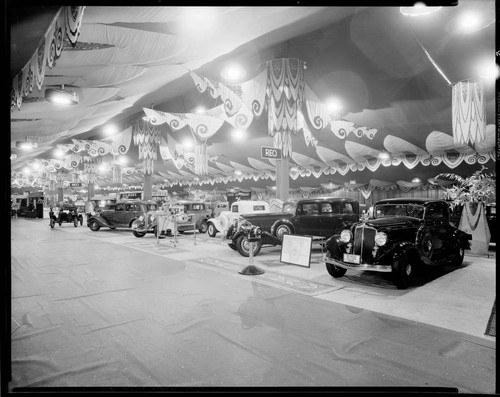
(261, 146, 282, 160)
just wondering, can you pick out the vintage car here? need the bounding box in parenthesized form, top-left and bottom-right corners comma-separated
(130, 204, 192, 238)
(87, 200, 158, 232)
(227, 197, 360, 257)
(324, 198, 471, 289)
(49, 203, 84, 228)
(206, 200, 270, 237)
(169, 201, 212, 233)
(210, 201, 230, 218)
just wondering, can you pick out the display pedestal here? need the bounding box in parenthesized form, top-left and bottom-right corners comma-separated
(238, 241, 265, 275)
(459, 203, 491, 255)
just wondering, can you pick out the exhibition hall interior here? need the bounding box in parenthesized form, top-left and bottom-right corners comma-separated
(7, 2, 497, 393)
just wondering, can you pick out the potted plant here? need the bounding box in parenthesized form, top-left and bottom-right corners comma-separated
(436, 166, 496, 255)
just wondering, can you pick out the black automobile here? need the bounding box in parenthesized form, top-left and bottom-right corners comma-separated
(324, 198, 471, 289)
(87, 200, 158, 232)
(227, 198, 360, 257)
(49, 204, 84, 228)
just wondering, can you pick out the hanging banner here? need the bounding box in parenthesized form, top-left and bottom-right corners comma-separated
(452, 79, 487, 145)
(11, 6, 86, 111)
(265, 58, 306, 157)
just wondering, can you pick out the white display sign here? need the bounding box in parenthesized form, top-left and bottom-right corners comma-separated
(280, 234, 312, 268)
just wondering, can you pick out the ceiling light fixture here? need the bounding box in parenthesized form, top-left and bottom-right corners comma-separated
(412, 177, 421, 183)
(45, 85, 79, 106)
(400, 3, 442, 17)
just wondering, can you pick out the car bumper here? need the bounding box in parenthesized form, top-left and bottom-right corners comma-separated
(325, 256, 392, 272)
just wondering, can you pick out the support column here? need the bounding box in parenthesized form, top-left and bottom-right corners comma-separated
(276, 157, 289, 202)
(56, 171, 64, 203)
(144, 173, 153, 200)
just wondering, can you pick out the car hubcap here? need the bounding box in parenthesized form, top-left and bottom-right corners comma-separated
(405, 264, 412, 276)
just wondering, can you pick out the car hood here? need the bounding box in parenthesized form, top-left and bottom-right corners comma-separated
(363, 216, 423, 229)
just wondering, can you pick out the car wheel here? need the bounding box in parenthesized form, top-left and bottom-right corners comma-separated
(74, 218, 78, 227)
(133, 230, 146, 238)
(79, 217, 83, 226)
(275, 223, 293, 241)
(235, 235, 262, 257)
(228, 243, 237, 251)
(325, 262, 347, 278)
(452, 245, 465, 266)
(207, 223, 218, 237)
(392, 250, 415, 289)
(199, 220, 208, 234)
(58, 220, 62, 226)
(88, 220, 100, 232)
(50, 218, 55, 228)
(416, 229, 433, 259)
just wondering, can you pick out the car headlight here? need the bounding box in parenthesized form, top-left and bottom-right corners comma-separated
(340, 229, 352, 243)
(150, 215, 155, 221)
(375, 232, 387, 247)
(138, 215, 144, 221)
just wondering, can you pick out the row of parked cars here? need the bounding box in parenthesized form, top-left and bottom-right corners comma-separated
(79, 195, 489, 289)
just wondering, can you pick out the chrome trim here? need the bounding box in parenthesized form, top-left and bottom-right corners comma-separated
(353, 225, 377, 261)
(325, 257, 392, 272)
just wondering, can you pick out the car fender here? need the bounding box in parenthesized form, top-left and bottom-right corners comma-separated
(206, 217, 220, 231)
(452, 229, 472, 250)
(88, 216, 112, 228)
(390, 241, 422, 265)
(270, 219, 295, 236)
(195, 215, 210, 229)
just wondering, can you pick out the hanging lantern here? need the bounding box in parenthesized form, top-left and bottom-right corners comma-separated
(133, 119, 161, 175)
(452, 79, 487, 145)
(265, 58, 306, 157)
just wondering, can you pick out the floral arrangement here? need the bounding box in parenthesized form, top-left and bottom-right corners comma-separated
(436, 166, 496, 209)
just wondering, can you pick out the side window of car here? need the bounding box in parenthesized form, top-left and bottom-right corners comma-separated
(299, 203, 318, 215)
(232, 205, 239, 213)
(116, 204, 125, 211)
(341, 202, 354, 214)
(321, 203, 333, 214)
(426, 203, 445, 222)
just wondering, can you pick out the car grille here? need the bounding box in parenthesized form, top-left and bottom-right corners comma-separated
(352, 226, 376, 263)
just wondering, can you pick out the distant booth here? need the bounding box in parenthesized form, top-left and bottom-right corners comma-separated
(16, 191, 44, 218)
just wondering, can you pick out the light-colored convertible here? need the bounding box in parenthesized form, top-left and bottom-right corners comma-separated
(206, 200, 270, 237)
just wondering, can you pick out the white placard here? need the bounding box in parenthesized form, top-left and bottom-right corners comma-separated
(280, 234, 312, 268)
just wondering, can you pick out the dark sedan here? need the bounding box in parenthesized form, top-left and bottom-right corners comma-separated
(87, 200, 159, 232)
(324, 198, 471, 289)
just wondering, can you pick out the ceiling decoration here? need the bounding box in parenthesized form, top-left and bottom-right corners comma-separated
(10, 3, 496, 196)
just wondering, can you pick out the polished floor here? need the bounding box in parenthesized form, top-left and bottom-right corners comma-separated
(9, 217, 496, 392)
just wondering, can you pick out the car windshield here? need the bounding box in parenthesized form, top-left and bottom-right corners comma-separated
(283, 203, 297, 214)
(373, 204, 425, 219)
(147, 203, 158, 211)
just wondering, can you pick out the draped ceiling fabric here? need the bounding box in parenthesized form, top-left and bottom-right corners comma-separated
(10, 4, 496, 197)
(11, 6, 86, 111)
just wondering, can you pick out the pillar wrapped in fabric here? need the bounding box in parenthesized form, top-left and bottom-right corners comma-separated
(133, 120, 161, 175)
(112, 164, 122, 184)
(265, 58, 305, 158)
(83, 156, 97, 184)
(194, 143, 208, 176)
(452, 79, 487, 145)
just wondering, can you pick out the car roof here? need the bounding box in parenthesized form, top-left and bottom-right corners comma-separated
(299, 197, 357, 202)
(375, 198, 446, 205)
(115, 199, 157, 204)
(174, 201, 206, 204)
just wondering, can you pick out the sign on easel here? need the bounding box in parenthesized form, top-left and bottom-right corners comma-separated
(280, 234, 312, 267)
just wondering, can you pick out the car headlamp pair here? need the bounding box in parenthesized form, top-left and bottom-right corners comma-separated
(339, 229, 387, 246)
